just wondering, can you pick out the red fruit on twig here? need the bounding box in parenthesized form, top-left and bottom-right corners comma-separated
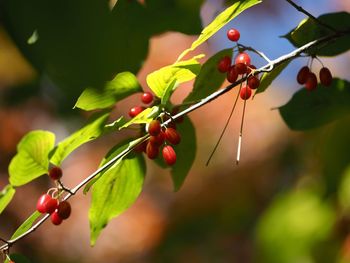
(319, 67, 333, 86)
(235, 52, 251, 66)
(227, 28, 240, 42)
(128, 106, 144, 118)
(37, 194, 52, 213)
(57, 201, 71, 220)
(247, 76, 260, 90)
(165, 128, 181, 145)
(297, 66, 310, 84)
(51, 211, 63, 225)
(162, 145, 177, 166)
(148, 120, 161, 136)
(146, 142, 159, 159)
(217, 56, 231, 73)
(305, 72, 317, 91)
(240, 86, 252, 100)
(49, 166, 63, 180)
(45, 198, 59, 214)
(141, 92, 154, 104)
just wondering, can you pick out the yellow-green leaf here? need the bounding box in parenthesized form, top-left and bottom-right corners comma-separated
(177, 0, 261, 60)
(0, 185, 16, 214)
(9, 130, 55, 186)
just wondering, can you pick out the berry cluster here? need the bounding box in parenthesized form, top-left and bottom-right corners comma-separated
(217, 28, 260, 100)
(297, 65, 333, 90)
(128, 92, 154, 118)
(36, 167, 71, 225)
(135, 116, 182, 166)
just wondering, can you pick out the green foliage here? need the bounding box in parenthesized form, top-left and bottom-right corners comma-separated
(184, 49, 232, 103)
(255, 60, 291, 94)
(11, 211, 41, 239)
(1, 0, 204, 101)
(9, 130, 55, 186)
(0, 185, 16, 215)
(284, 12, 350, 56)
(5, 254, 32, 263)
(89, 145, 146, 245)
(178, 0, 261, 60)
(279, 79, 350, 130)
(120, 106, 159, 129)
(338, 166, 350, 212)
(147, 55, 203, 104)
(74, 72, 142, 111)
(256, 190, 335, 263)
(50, 111, 110, 166)
(169, 117, 197, 191)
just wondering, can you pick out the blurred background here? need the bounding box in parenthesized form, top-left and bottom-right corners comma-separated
(1, 0, 350, 262)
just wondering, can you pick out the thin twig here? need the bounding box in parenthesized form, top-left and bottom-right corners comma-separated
(0, 29, 349, 253)
(285, 0, 338, 33)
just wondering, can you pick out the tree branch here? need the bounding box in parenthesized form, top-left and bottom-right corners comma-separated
(285, 0, 338, 32)
(1, 28, 349, 253)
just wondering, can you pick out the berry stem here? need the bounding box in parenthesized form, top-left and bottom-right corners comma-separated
(236, 97, 247, 165)
(206, 83, 243, 166)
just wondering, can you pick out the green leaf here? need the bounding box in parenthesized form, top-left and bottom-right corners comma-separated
(74, 72, 142, 111)
(256, 190, 335, 263)
(184, 49, 232, 103)
(103, 117, 127, 134)
(170, 117, 197, 191)
(177, 0, 261, 60)
(50, 111, 110, 166)
(9, 130, 55, 186)
(119, 106, 159, 129)
(146, 55, 204, 104)
(279, 78, 350, 130)
(11, 211, 41, 240)
(255, 59, 291, 95)
(0, 185, 16, 214)
(5, 254, 32, 263)
(284, 12, 350, 56)
(89, 146, 146, 245)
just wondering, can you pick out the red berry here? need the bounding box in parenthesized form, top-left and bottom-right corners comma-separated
(37, 194, 52, 213)
(148, 120, 161, 136)
(247, 76, 260, 90)
(305, 72, 317, 91)
(297, 66, 310, 84)
(146, 142, 159, 159)
(149, 131, 165, 146)
(227, 66, 238, 83)
(165, 128, 181, 145)
(141, 92, 154, 104)
(235, 52, 251, 66)
(57, 201, 71, 220)
(227, 28, 240, 42)
(51, 211, 63, 225)
(235, 63, 247, 75)
(162, 145, 177, 166)
(45, 198, 59, 214)
(319, 67, 332, 87)
(167, 121, 177, 130)
(128, 106, 144, 118)
(217, 56, 231, 73)
(240, 86, 252, 100)
(48, 166, 62, 180)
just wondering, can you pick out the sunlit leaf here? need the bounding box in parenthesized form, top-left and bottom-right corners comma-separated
(256, 190, 335, 263)
(50, 111, 110, 166)
(279, 79, 350, 130)
(74, 72, 142, 111)
(146, 55, 204, 104)
(284, 12, 350, 56)
(178, 0, 261, 60)
(255, 59, 291, 95)
(9, 130, 55, 186)
(11, 211, 41, 240)
(0, 185, 16, 214)
(119, 106, 159, 129)
(89, 146, 145, 245)
(184, 49, 231, 103)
